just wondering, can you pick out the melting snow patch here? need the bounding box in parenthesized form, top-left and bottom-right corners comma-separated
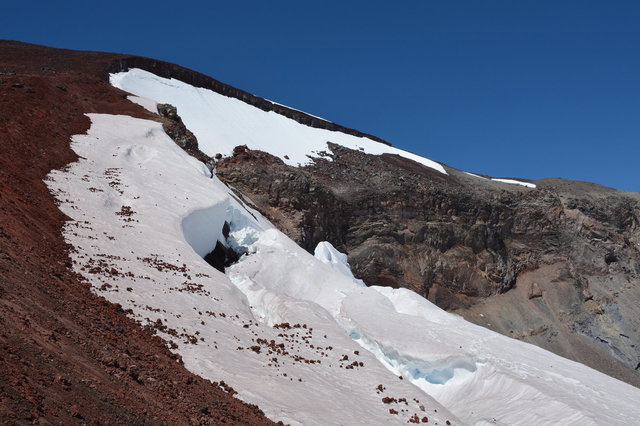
(465, 172, 536, 188)
(47, 112, 458, 425)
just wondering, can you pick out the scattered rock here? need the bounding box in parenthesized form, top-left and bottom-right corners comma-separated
(528, 282, 543, 299)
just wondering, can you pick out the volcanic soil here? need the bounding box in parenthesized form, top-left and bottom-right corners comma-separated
(0, 40, 275, 425)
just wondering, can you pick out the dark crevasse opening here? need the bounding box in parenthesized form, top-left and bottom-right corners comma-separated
(203, 221, 241, 273)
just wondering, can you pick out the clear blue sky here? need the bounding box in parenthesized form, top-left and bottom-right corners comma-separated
(3, 1, 639, 191)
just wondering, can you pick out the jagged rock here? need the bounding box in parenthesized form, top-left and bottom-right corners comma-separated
(605, 252, 618, 264)
(233, 145, 249, 156)
(157, 103, 216, 172)
(204, 241, 240, 273)
(203, 222, 240, 273)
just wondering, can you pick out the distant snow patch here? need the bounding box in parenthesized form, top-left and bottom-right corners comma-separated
(268, 99, 331, 122)
(463, 171, 489, 180)
(465, 172, 536, 188)
(491, 178, 537, 188)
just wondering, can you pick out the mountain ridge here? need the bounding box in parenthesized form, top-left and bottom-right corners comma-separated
(2, 40, 640, 424)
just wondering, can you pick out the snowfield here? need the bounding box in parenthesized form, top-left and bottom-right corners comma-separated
(46, 114, 457, 425)
(110, 68, 447, 174)
(44, 70, 640, 425)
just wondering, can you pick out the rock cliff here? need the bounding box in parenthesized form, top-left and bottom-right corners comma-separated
(216, 144, 640, 386)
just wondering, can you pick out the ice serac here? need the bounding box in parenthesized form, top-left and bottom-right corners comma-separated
(314, 241, 364, 285)
(230, 227, 640, 425)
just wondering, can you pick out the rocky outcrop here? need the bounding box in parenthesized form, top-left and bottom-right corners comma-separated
(157, 103, 216, 171)
(216, 144, 640, 386)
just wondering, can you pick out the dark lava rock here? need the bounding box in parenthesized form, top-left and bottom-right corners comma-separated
(157, 103, 216, 172)
(216, 143, 640, 386)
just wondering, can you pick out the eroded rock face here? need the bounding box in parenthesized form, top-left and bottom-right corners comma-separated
(216, 144, 640, 385)
(157, 103, 216, 171)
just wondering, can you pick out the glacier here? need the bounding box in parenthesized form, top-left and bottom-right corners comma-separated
(42, 69, 640, 425)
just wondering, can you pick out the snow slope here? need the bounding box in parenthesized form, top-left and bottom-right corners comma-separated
(46, 114, 457, 425)
(229, 216, 640, 426)
(44, 70, 640, 425)
(110, 68, 447, 174)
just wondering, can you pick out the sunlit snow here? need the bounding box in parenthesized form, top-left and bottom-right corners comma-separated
(110, 69, 447, 174)
(127, 95, 158, 113)
(46, 114, 457, 425)
(490, 178, 536, 188)
(465, 172, 537, 188)
(43, 70, 640, 425)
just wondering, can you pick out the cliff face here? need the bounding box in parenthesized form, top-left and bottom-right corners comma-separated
(216, 145, 640, 386)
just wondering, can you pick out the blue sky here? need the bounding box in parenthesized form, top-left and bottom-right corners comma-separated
(3, 1, 639, 191)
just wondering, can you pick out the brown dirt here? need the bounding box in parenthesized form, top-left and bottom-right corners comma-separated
(0, 40, 276, 425)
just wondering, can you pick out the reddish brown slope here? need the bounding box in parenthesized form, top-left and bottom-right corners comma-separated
(0, 40, 275, 424)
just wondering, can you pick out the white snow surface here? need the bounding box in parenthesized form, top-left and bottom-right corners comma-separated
(110, 68, 447, 174)
(463, 171, 489, 180)
(126, 95, 158, 113)
(490, 178, 537, 188)
(44, 77, 640, 425)
(465, 172, 537, 188)
(314, 241, 365, 286)
(46, 114, 457, 425)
